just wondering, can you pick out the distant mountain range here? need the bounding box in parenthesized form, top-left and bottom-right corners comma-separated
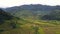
(5, 4, 60, 11)
(3, 4, 60, 19)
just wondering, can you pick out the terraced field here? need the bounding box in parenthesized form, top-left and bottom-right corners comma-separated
(0, 19, 60, 34)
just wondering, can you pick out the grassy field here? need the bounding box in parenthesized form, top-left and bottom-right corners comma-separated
(0, 19, 60, 34)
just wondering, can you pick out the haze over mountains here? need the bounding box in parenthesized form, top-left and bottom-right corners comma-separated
(4, 4, 60, 19)
(5, 4, 60, 11)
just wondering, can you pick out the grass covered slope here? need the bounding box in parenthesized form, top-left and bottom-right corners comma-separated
(0, 9, 25, 34)
(0, 8, 60, 34)
(1, 18, 60, 34)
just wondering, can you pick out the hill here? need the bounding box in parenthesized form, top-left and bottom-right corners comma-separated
(4, 4, 60, 20)
(0, 9, 28, 34)
(1, 4, 60, 34)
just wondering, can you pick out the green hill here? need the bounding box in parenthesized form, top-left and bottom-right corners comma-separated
(0, 4, 60, 34)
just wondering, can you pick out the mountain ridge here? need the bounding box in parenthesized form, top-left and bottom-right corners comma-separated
(3, 4, 60, 18)
(5, 4, 60, 11)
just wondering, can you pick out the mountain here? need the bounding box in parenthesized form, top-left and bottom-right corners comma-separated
(5, 4, 60, 13)
(5, 4, 60, 11)
(4, 4, 60, 18)
(0, 4, 60, 34)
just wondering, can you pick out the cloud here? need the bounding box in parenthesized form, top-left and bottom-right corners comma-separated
(0, 0, 60, 8)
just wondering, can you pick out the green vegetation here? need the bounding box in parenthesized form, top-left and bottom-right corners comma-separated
(0, 5, 60, 34)
(38, 27, 45, 34)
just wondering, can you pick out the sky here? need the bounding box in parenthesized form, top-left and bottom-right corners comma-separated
(0, 0, 60, 8)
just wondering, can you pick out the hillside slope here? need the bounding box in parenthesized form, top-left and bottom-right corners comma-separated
(4, 4, 60, 19)
(1, 4, 60, 34)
